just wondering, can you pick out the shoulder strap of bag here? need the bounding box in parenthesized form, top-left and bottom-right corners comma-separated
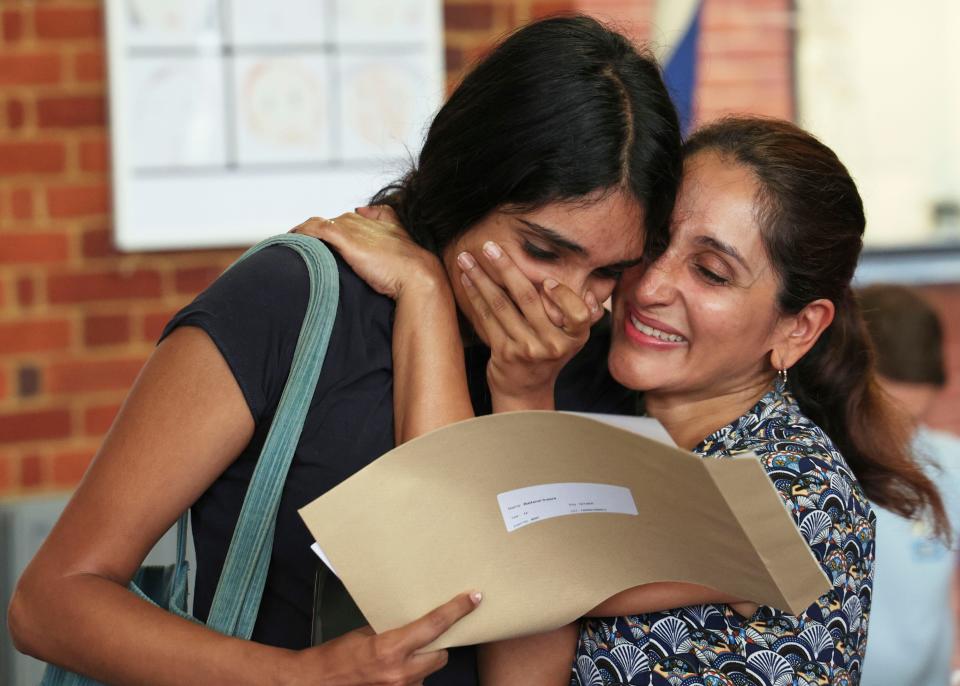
(201, 233, 340, 639)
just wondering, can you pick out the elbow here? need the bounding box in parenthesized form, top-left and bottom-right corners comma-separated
(8, 575, 47, 658)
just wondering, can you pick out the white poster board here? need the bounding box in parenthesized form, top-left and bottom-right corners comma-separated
(107, 1, 444, 251)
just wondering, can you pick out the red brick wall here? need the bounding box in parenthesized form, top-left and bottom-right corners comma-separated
(0, 0, 956, 496)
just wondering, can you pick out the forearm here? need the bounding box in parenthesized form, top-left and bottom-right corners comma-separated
(586, 582, 756, 618)
(478, 623, 577, 686)
(9, 570, 296, 686)
(392, 274, 474, 443)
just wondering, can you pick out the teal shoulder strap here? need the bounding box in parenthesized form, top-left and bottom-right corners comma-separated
(203, 234, 340, 638)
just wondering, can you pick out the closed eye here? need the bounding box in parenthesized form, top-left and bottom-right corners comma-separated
(592, 266, 625, 280)
(695, 264, 729, 285)
(522, 239, 559, 261)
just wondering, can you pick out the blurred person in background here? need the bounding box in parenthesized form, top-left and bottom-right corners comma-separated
(859, 284, 960, 686)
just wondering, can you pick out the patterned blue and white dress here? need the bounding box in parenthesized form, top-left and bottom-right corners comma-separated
(572, 382, 875, 686)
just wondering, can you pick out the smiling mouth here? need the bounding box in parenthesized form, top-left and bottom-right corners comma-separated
(629, 314, 687, 343)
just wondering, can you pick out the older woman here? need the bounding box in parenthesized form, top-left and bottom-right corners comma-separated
(308, 116, 948, 685)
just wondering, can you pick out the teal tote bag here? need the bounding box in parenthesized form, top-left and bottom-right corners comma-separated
(40, 234, 340, 685)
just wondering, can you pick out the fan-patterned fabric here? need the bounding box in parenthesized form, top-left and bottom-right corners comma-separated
(572, 382, 875, 686)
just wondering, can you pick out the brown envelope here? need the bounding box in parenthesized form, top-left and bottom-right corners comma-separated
(298, 411, 831, 650)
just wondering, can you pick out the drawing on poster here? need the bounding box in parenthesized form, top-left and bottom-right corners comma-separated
(230, 0, 328, 47)
(336, 0, 432, 44)
(129, 57, 226, 169)
(125, 0, 220, 48)
(339, 58, 429, 160)
(235, 56, 331, 165)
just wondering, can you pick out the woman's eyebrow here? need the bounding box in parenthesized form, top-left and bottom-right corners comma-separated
(517, 219, 589, 256)
(694, 235, 751, 273)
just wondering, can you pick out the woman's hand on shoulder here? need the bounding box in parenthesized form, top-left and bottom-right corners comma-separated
(292, 592, 481, 685)
(457, 244, 604, 412)
(291, 207, 447, 301)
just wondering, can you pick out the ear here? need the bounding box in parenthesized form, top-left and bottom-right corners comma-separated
(770, 298, 835, 371)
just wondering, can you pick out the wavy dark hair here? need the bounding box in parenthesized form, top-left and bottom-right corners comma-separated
(371, 14, 682, 257)
(684, 116, 949, 538)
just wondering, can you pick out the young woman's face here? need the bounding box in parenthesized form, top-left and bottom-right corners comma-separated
(608, 151, 786, 399)
(442, 190, 646, 343)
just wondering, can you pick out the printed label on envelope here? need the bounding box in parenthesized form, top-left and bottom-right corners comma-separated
(497, 482, 638, 532)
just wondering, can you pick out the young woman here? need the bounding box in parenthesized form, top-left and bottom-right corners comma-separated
(308, 117, 949, 685)
(7, 15, 681, 686)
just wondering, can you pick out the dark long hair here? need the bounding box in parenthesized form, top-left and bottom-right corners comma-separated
(371, 15, 682, 256)
(685, 116, 949, 537)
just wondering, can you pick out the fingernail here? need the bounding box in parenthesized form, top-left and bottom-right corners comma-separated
(460, 272, 473, 288)
(585, 291, 600, 312)
(470, 591, 483, 605)
(457, 252, 476, 269)
(543, 278, 559, 290)
(482, 241, 502, 259)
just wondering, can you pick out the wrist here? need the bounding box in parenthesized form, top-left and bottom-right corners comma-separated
(396, 259, 449, 299)
(273, 647, 306, 686)
(490, 384, 556, 413)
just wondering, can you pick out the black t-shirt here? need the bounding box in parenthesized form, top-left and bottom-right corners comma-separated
(161, 244, 636, 685)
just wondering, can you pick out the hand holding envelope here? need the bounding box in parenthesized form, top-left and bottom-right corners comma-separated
(299, 411, 831, 650)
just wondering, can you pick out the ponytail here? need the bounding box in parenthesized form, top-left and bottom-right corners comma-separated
(686, 117, 950, 540)
(791, 288, 949, 538)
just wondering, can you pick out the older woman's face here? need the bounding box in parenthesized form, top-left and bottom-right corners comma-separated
(608, 150, 785, 398)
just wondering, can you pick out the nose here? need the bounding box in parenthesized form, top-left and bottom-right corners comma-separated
(623, 252, 678, 305)
(531, 265, 617, 304)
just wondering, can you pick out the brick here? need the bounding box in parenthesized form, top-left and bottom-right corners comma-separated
(11, 188, 34, 219)
(445, 47, 465, 73)
(16, 276, 35, 306)
(175, 265, 223, 294)
(0, 408, 71, 442)
(35, 6, 103, 40)
(0, 53, 61, 86)
(6, 99, 27, 129)
(48, 269, 162, 304)
(20, 454, 44, 488)
(0, 453, 12, 492)
(531, 2, 577, 18)
(0, 319, 71, 354)
(0, 141, 67, 175)
(445, 4, 495, 30)
(2, 10, 23, 43)
(46, 183, 110, 218)
(17, 365, 41, 397)
(143, 310, 177, 341)
(84, 403, 120, 436)
(75, 49, 105, 82)
(52, 449, 94, 487)
(79, 137, 109, 172)
(0, 232, 70, 265)
(84, 314, 131, 346)
(81, 227, 118, 258)
(47, 358, 145, 393)
(37, 95, 106, 129)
